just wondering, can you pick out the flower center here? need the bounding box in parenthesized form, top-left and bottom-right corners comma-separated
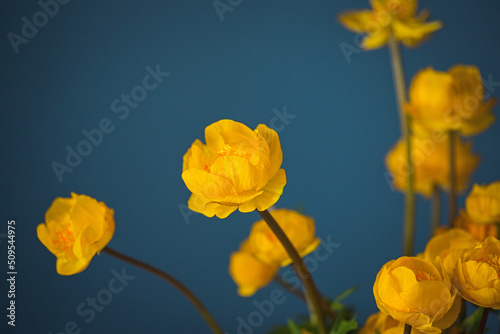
(414, 270, 435, 282)
(52, 224, 75, 251)
(477, 255, 500, 278)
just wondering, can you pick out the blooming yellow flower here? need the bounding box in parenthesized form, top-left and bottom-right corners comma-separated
(452, 236, 500, 309)
(466, 181, 500, 224)
(423, 228, 478, 276)
(454, 210, 497, 241)
(385, 135, 479, 196)
(37, 193, 115, 276)
(361, 312, 425, 334)
(406, 66, 496, 136)
(247, 209, 320, 266)
(182, 120, 287, 219)
(373, 257, 461, 334)
(338, 0, 442, 49)
(228, 242, 279, 297)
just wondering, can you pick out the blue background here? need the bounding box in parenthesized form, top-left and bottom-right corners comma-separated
(1, 0, 500, 333)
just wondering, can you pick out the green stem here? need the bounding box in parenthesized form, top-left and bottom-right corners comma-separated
(102, 247, 224, 334)
(388, 35, 415, 256)
(404, 323, 412, 334)
(476, 308, 489, 334)
(449, 131, 457, 226)
(258, 210, 327, 334)
(431, 185, 441, 235)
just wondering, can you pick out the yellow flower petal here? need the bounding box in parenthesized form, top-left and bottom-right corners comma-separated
(338, 10, 378, 33)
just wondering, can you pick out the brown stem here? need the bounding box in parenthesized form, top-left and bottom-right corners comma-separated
(476, 308, 489, 334)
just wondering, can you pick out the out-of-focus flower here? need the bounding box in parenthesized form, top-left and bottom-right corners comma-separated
(361, 312, 425, 334)
(452, 237, 500, 309)
(338, 0, 442, 49)
(229, 242, 279, 297)
(423, 228, 478, 276)
(454, 210, 497, 241)
(37, 193, 115, 276)
(466, 181, 500, 224)
(385, 135, 479, 196)
(247, 209, 320, 266)
(182, 119, 286, 219)
(406, 66, 496, 136)
(373, 257, 461, 334)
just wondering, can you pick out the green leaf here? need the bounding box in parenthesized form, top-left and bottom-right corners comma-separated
(462, 307, 483, 334)
(331, 286, 358, 312)
(330, 317, 358, 334)
(287, 319, 302, 334)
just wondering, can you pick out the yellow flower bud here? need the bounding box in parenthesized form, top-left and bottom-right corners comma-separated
(466, 181, 500, 224)
(247, 209, 320, 266)
(373, 257, 461, 334)
(182, 120, 286, 219)
(37, 193, 115, 276)
(453, 237, 500, 309)
(385, 135, 478, 196)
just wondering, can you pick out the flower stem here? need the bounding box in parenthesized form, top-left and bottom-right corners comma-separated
(102, 247, 224, 334)
(431, 185, 441, 235)
(258, 210, 327, 334)
(404, 323, 412, 334)
(388, 35, 415, 256)
(449, 130, 457, 226)
(476, 307, 489, 334)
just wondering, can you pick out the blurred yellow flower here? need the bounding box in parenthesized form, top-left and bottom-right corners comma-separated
(361, 312, 425, 334)
(454, 210, 497, 241)
(37, 193, 115, 276)
(338, 0, 442, 49)
(229, 242, 279, 297)
(423, 228, 478, 276)
(406, 66, 496, 136)
(182, 119, 286, 219)
(453, 236, 500, 309)
(385, 135, 479, 196)
(373, 257, 461, 334)
(465, 181, 500, 224)
(247, 209, 320, 266)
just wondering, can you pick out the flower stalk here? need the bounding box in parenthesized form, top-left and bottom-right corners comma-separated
(404, 323, 412, 334)
(449, 130, 457, 225)
(388, 35, 415, 256)
(475, 308, 489, 334)
(258, 210, 327, 334)
(431, 185, 441, 235)
(102, 247, 224, 334)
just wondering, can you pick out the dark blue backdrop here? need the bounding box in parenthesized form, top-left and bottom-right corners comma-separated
(1, 0, 500, 333)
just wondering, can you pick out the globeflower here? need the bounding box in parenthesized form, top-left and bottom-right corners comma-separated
(360, 312, 424, 334)
(465, 181, 500, 224)
(338, 0, 442, 50)
(247, 209, 320, 266)
(385, 135, 479, 196)
(182, 120, 286, 219)
(37, 193, 115, 276)
(406, 65, 496, 136)
(373, 257, 461, 334)
(452, 237, 500, 309)
(454, 210, 497, 241)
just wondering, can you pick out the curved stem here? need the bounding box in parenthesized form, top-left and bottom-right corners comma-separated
(258, 210, 328, 334)
(388, 35, 415, 256)
(449, 130, 457, 226)
(102, 247, 223, 334)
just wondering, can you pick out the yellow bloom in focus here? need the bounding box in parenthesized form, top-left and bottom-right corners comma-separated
(373, 257, 461, 334)
(229, 242, 279, 297)
(466, 182, 500, 224)
(406, 66, 496, 136)
(423, 228, 478, 276)
(338, 0, 442, 49)
(454, 210, 497, 241)
(385, 135, 479, 196)
(361, 312, 425, 334)
(182, 119, 287, 219)
(37, 193, 115, 276)
(247, 209, 320, 266)
(453, 237, 500, 309)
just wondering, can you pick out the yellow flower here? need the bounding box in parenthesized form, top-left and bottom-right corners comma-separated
(182, 119, 287, 219)
(423, 228, 478, 276)
(229, 242, 279, 297)
(247, 209, 320, 266)
(385, 135, 479, 196)
(406, 66, 496, 136)
(338, 0, 442, 49)
(37, 193, 115, 276)
(466, 182, 500, 224)
(373, 257, 461, 334)
(361, 312, 425, 334)
(453, 236, 500, 309)
(454, 210, 497, 241)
